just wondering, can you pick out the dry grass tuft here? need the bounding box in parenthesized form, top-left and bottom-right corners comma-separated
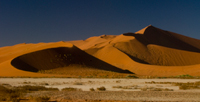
(73, 82, 83, 85)
(97, 86, 106, 91)
(173, 81, 200, 90)
(35, 96, 50, 102)
(0, 85, 59, 101)
(62, 87, 82, 91)
(112, 86, 123, 88)
(90, 88, 95, 91)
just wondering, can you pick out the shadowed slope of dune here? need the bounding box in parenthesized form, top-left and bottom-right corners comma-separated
(73, 26, 200, 66)
(134, 25, 200, 52)
(69, 25, 200, 76)
(111, 25, 200, 66)
(0, 42, 80, 77)
(11, 46, 132, 74)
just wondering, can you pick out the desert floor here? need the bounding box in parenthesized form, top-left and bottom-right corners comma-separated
(1, 78, 200, 102)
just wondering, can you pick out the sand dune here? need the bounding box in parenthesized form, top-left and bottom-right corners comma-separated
(70, 25, 200, 76)
(1, 25, 200, 77)
(11, 45, 131, 73)
(0, 42, 75, 77)
(0, 41, 131, 77)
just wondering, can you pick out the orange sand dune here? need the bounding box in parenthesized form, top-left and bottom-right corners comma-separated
(0, 41, 74, 77)
(1, 25, 200, 77)
(0, 41, 131, 77)
(69, 25, 200, 76)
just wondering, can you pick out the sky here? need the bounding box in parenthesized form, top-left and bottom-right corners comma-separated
(1, 0, 200, 47)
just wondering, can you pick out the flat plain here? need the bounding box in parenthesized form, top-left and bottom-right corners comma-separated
(1, 78, 200, 102)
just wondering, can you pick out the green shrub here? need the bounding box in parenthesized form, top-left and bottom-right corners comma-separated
(176, 74, 194, 79)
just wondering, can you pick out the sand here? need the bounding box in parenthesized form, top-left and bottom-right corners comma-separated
(70, 25, 200, 76)
(1, 25, 200, 77)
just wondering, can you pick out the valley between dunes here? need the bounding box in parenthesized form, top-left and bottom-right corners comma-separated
(1, 25, 200, 77)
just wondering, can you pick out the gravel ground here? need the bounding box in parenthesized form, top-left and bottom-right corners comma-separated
(1, 78, 200, 102)
(25, 91, 200, 102)
(1, 78, 200, 91)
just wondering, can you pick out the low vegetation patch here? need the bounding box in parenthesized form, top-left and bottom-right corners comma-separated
(173, 81, 200, 90)
(112, 85, 138, 89)
(112, 86, 123, 88)
(140, 87, 173, 91)
(62, 87, 82, 91)
(145, 81, 172, 84)
(97, 86, 106, 91)
(145, 81, 200, 90)
(126, 75, 138, 78)
(35, 96, 50, 102)
(17, 85, 59, 92)
(73, 82, 83, 85)
(175, 74, 194, 79)
(90, 88, 95, 91)
(0, 85, 58, 101)
(0, 85, 23, 101)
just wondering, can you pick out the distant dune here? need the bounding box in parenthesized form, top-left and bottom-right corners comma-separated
(1, 25, 200, 77)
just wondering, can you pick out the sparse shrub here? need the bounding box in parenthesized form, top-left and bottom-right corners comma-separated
(176, 74, 194, 79)
(194, 81, 200, 85)
(6, 85, 59, 93)
(164, 88, 173, 91)
(86, 76, 94, 78)
(0, 85, 22, 101)
(172, 81, 200, 90)
(97, 86, 106, 91)
(90, 88, 95, 91)
(23, 81, 31, 84)
(157, 77, 167, 79)
(0, 97, 7, 101)
(2, 83, 11, 86)
(35, 96, 50, 102)
(116, 80, 121, 83)
(152, 88, 162, 91)
(62, 87, 82, 91)
(141, 88, 147, 91)
(18, 85, 58, 92)
(88, 81, 93, 83)
(122, 86, 132, 89)
(112, 86, 122, 88)
(73, 82, 83, 85)
(179, 85, 189, 90)
(126, 75, 138, 78)
(39, 82, 49, 85)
